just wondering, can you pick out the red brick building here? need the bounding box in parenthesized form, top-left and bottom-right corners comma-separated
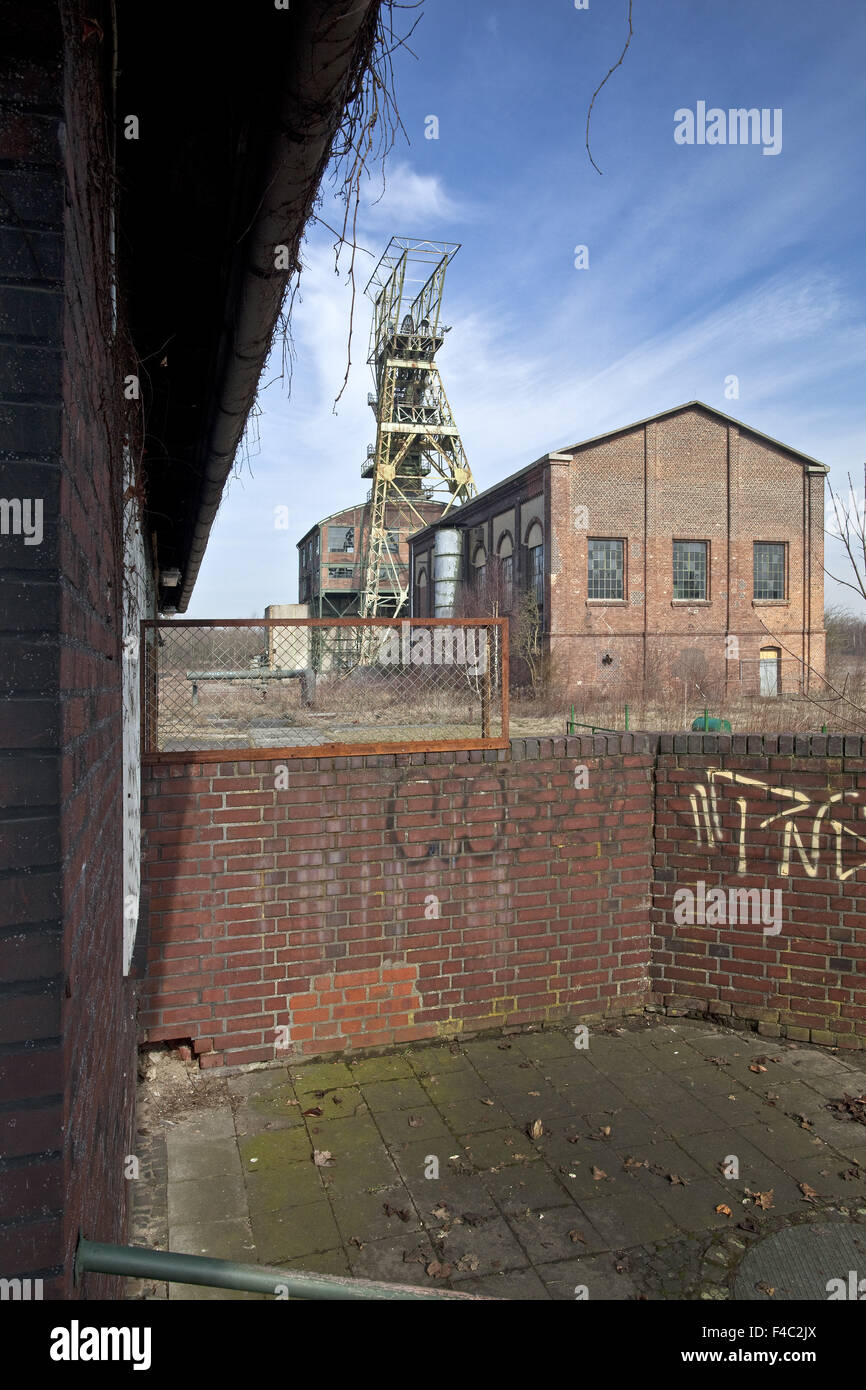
(298, 497, 446, 617)
(409, 402, 827, 698)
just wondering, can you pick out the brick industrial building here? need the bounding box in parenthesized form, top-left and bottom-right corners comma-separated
(409, 402, 827, 698)
(298, 497, 446, 617)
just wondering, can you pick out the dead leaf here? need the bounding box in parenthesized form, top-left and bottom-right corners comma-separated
(566, 1134, 582, 1144)
(332, 1096, 343, 1106)
(303, 1106, 324, 1117)
(431, 1205, 451, 1221)
(455, 1254, 479, 1272)
(528, 1090, 541, 1097)
(715, 1203, 732, 1217)
(749, 1064, 767, 1074)
(667, 1173, 689, 1186)
(312, 1149, 333, 1167)
(755, 1281, 775, 1296)
(568, 1229, 587, 1244)
(426, 1260, 452, 1279)
(799, 1182, 819, 1202)
(383, 1203, 411, 1223)
(591, 1165, 608, 1182)
(745, 1188, 774, 1210)
(528, 1119, 544, 1140)
(480, 1098, 494, 1107)
(348, 1236, 365, 1250)
(623, 1155, 649, 1170)
(408, 1115, 423, 1127)
(826, 1094, 866, 1125)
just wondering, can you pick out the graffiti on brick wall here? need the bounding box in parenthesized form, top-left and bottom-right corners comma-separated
(688, 769, 866, 880)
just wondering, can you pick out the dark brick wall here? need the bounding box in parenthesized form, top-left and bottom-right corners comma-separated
(141, 734, 866, 1069)
(140, 738, 656, 1067)
(0, 0, 138, 1299)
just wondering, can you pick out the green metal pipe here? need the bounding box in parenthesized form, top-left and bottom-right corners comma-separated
(75, 1240, 488, 1301)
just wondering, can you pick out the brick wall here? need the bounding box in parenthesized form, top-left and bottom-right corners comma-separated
(140, 738, 656, 1067)
(141, 734, 866, 1069)
(652, 733, 866, 1048)
(0, 0, 138, 1299)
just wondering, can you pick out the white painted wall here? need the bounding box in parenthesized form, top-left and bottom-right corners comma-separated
(122, 448, 149, 973)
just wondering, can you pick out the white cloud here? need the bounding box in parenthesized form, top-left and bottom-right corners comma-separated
(358, 161, 469, 228)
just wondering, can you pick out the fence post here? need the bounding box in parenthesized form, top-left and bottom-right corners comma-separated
(481, 625, 491, 738)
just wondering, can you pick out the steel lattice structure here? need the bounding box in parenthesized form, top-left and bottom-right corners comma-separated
(359, 238, 476, 617)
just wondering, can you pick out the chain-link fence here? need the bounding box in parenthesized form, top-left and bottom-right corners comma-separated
(141, 618, 509, 759)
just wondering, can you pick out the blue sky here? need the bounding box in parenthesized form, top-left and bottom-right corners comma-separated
(186, 0, 866, 617)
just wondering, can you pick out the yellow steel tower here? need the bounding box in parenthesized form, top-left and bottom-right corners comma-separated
(359, 238, 476, 617)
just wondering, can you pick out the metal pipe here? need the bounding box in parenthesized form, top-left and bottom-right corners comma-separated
(75, 1240, 489, 1301)
(433, 527, 463, 617)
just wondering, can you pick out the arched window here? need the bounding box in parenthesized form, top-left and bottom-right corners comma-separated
(525, 521, 544, 612)
(415, 565, 428, 618)
(498, 532, 514, 610)
(472, 543, 487, 590)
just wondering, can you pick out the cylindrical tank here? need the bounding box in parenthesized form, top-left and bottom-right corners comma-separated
(433, 528, 463, 617)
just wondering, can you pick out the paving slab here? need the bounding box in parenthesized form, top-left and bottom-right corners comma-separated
(329, 1184, 423, 1243)
(437, 1212, 531, 1277)
(244, 1158, 326, 1214)
(168, 1172, 248, 1227)
(131, 1017, 866, 1301)
(361, 1076, 432, 1113)
(535, 1252, 639, 1300)
(165, 1135, 243, 1182)
(346, 1054, 415, 1084)
(481, 1162, 574, 1213)
(250, 1200, 342, 1263)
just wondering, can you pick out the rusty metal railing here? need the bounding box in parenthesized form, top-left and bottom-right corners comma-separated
(141, 617, 509, 762)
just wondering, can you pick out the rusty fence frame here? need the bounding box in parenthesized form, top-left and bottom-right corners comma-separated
(140, 616, 509, 764)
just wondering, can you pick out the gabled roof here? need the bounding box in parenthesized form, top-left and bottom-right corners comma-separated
(408, 399, 828, 548)
(558, 400, 829, 471)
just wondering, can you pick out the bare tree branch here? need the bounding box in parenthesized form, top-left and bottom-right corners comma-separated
(585, 0, 634, 176)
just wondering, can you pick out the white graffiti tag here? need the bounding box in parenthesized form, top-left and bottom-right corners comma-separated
(689, 770, 866, 880)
